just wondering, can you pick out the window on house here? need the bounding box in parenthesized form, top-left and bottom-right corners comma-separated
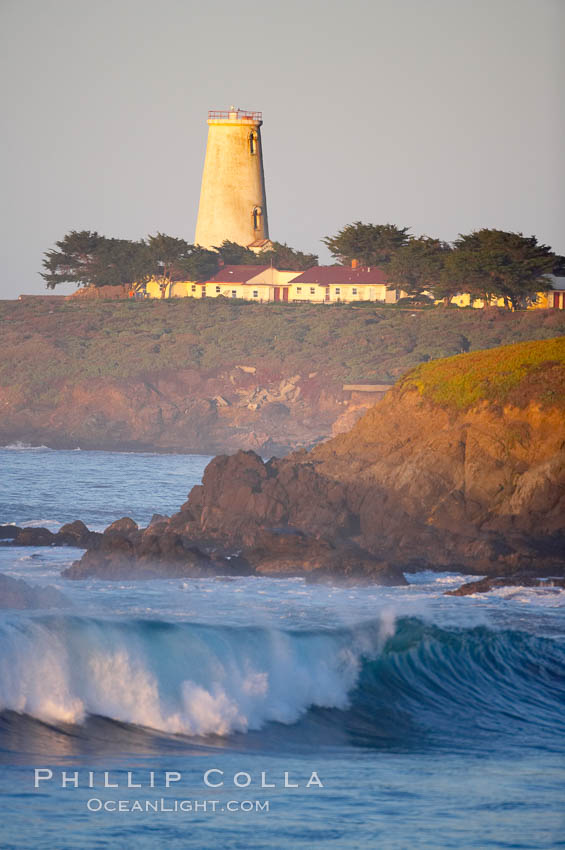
(335, 287, 341, 294)
(232, 290, 237, 298)
(253, 206, 261, 230)
(249, 131, 257, 155)
(310, 287, 315, 295)
(252, 290, 259, 298)
(297, 287, 302, 293)
(352, 287, 357, 295)
(191, 285, 196, 292)
(215, 286, 221, 293)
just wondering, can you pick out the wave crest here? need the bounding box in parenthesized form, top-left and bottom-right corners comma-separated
(0, 618, 367, 735)
(0, 616, 563, 747)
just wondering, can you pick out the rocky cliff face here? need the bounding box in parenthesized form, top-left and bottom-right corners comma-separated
(158, 391, 563, 576)
(68, 338, 565, 581)
(0, 367, 354, 455)
(2, 297, 564, 455)
(307, 390, 564, 572)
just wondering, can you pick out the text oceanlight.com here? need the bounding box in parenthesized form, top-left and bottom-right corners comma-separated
(32, 769, 324, 812)
(86, 798, 270, 813)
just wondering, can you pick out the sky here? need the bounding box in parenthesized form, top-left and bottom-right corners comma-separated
(0, 0, 563, 298)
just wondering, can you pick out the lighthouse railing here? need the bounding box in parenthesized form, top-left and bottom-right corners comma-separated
(208, 110, 262, 122)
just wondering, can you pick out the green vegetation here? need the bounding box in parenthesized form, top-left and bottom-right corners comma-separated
(402, 337, 565, 410)
(323, 222, 410, 267)
(212, 240, 318, 271)
(323, 221, 564, 308)
(41, 232, 317, 291)
(387, 237, 451, 296)
(1, 298, 564, 398)
(441, 230, 559, 309)
(41, 231, 220, 290)
(42, 223, 562, 313)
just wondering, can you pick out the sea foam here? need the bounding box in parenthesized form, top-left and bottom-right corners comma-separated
(0, 616, 375, 734)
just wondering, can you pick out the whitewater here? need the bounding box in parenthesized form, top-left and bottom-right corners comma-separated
(1, 447, 564, 849)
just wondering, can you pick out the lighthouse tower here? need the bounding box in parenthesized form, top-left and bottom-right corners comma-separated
(194, 107, 269, 249)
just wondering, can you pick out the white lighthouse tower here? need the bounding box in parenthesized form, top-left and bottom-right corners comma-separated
(194, 107, 269, 250)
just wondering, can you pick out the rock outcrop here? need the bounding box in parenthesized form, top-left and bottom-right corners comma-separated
(63, 508, 405, 584)
(303, 395, 565, 576)
(3, 297, 563, 456)
(0, 368, 351, 456)
(0, 521, 100, 548)
(0, 573, 70, 609)
(68, 338, 565, 585)
(446, 575, 565, 596)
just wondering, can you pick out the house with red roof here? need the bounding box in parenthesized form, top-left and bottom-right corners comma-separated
(201, 265, 299, 302)
(530, 275, 565, 310)
(198, 263, 406, 303)
(139, 262, 407, 303)
(287, 265, 403, 303)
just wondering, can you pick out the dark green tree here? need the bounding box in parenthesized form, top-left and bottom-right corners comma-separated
(260, 242, 318, 271)
(176, 246, 220, 281)
(146, 233, 191, 295)
(323, 222, 411, 267)
(88, 239, 154, 288)
(215, 240, 317, 270)
(445, 229, 557, 309)
(41, 230, 104, 288)
(215, 240, 258, 265)
(433, 260, 465, 305)
(41, 231, 153, 289)
(387, 237, 452, 296)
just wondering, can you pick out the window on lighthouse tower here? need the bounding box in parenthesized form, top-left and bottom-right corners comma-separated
(249, 131, 257, 155)
(253, 207, 262, 231)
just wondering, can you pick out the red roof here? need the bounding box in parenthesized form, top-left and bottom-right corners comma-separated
(206, 265, 270, 284)
(289, 266, 390, 286)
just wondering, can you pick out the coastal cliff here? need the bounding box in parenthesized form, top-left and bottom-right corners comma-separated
(1, 298, 563, 454)
(306, 337, 565, 572)
(66, 337, 565, 582)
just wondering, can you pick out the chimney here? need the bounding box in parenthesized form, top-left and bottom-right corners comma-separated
(351, 259, 358, 269)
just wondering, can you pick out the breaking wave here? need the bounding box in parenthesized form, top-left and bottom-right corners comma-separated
(0, 615, 563, 751)
(1, 442, 52, 451)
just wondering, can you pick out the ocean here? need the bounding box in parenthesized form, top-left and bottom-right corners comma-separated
(0, 447, 564, 849)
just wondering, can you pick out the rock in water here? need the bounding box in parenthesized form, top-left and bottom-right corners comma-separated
(9, 527, 56, 546)
(0, 521, 99, 549)
(56, 520, 96, 547)
(446, 575, 565, 596)
(104, 517, 139, 535)
(0, 525, 21, 540)
(63, 340, 565, 584)
(0, 573, 70, 609)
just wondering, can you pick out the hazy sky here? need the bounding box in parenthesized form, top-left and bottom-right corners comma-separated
(1, 0, 563, 298)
